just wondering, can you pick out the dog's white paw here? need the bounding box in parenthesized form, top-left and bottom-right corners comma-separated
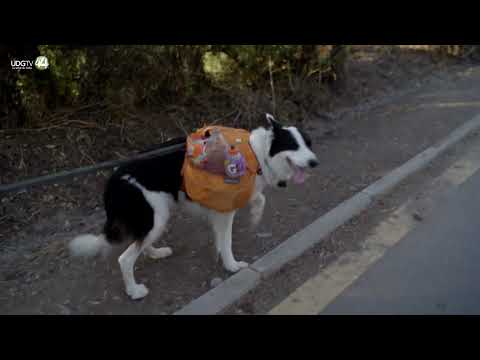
(147, 246, 173, 260)
(126, 284, 149, 300)
(224, 261, 249, 273)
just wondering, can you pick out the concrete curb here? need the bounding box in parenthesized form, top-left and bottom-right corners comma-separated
(175, 268, 260, 315)
(250, 192, 372, 278)
(174, 114, 480, 315)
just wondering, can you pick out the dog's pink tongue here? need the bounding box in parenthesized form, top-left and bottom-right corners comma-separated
(293, 168, 306, 184)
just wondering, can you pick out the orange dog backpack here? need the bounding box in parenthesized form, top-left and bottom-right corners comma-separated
(181, 125, 260, 213)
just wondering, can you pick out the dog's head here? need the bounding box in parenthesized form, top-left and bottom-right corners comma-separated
(263, 113, 318, 188)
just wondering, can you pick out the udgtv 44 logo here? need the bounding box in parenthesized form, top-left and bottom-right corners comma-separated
(11, 56, 49, 70)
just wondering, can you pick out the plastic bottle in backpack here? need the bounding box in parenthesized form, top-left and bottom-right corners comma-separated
(201, 128, 229, 175)
(224, 145, 246, 178)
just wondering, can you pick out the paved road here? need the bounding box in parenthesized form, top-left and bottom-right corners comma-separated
(321, 169, 480, 315)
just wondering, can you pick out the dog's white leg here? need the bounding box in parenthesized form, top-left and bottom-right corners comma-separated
(209, 211, 228, 261)
(142, 192, 173, 260)
(250, 192, 266, 228)
(118, 241, 149, 300)
(144, 214, 172, 260)
(210, 211, 248, 273)
(119, 211, 170, 300)
(211, 231, 221, 265)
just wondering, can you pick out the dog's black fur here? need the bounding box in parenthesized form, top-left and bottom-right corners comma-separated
(269, 122, 312, 157)
(103, 138, 186, 244)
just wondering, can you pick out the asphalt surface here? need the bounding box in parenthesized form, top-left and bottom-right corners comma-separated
(321, 169, 480, 315)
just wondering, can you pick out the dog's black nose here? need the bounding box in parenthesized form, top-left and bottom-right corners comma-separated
(308, 159, 319, 168)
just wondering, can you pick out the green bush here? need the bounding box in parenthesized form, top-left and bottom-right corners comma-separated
(0, 45, 349, 129)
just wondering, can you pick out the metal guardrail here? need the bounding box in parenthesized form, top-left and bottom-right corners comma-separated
(0, 142, 186, 195)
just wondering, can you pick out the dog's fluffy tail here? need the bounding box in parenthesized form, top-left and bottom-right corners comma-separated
(69, 233, 111, 258)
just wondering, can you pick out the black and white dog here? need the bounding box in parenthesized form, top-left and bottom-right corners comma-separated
(69, 114, 318, 300)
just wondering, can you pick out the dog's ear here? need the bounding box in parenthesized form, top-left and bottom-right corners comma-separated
(266, 113, 282, 132)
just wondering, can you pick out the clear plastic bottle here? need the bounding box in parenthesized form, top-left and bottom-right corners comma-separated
(200, 129, 229, 175)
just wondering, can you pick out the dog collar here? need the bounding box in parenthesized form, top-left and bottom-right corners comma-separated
(247, 137, 278, 184)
